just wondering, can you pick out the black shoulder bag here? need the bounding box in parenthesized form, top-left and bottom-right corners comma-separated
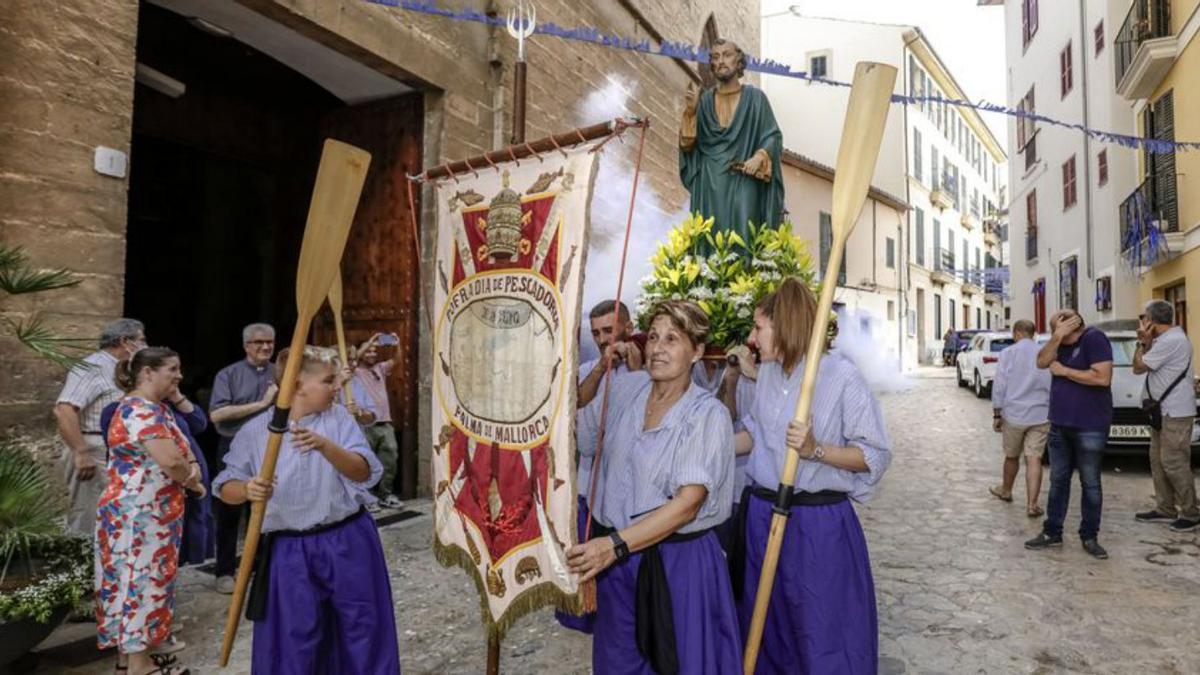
(1142, 358, 1192, 431)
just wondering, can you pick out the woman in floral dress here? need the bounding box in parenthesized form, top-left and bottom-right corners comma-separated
(96, 347, 203, 675)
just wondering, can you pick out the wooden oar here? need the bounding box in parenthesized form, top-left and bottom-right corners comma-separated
(219, 139, 371, 667)
(327, 268, 356, 407)
(742, 62, 896, 674)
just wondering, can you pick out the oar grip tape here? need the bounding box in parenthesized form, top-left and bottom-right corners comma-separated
(268, 406, 291, 435)
(772, 485, 794, 516)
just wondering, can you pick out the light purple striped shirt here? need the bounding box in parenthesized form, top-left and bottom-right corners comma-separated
(992, 338, 1051, 426)
(212, 404, 382, 532)
(743, 354, 891, 503)
(581, 371, 733, 532)
(575, 358, 636, 499)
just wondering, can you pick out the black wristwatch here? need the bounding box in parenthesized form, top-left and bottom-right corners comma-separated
(609, 531, 630, 563)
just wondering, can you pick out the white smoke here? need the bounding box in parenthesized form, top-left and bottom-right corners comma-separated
(831, 307, 912, 394)
(576, 75, 688, 361)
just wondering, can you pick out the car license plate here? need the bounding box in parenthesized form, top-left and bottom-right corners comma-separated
(1110, 424, 1151, 439)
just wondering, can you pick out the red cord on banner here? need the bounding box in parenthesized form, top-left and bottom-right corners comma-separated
(583, 120, 649, 561)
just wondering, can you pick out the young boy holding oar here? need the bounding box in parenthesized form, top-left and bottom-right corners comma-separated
(213, 346, 400, 674)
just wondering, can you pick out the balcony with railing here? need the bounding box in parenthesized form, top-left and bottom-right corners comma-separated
(1120, 176, 1180, 267)
(1115, 0, 1176, 100)
(932, 248, 957, 285)
(1025, 228, 1038, 262)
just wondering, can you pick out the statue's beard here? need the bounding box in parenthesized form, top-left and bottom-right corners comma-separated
(715, 68, 739, 83)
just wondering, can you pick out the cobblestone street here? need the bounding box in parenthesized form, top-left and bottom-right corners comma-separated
(28, 368, 1200, 674)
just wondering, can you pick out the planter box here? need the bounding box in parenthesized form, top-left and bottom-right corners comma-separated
(0, 604, 71, 668)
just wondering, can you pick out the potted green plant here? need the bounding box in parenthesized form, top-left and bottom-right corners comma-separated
(0, 246, 90, 667)
(0, 443, 92, 668)
(635, 214, 819, 352)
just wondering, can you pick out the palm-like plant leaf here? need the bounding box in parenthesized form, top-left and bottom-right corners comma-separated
(5, 315, 91, 370)
(0, 245, 79, 296)
(0, 443, 65, 572)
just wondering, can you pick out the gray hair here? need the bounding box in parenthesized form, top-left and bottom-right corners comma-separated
(99, 318, 144, 349)
(242, 323, 276, 343)
(1012, 319, 1036, 338)
(1145, 299, 1174, 326)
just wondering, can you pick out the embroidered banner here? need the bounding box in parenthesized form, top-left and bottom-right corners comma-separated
(431, 146, 597, 636)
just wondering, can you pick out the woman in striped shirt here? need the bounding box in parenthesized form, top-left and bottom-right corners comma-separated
(729, 278, 892, 675)
(566, 300, 740, 674)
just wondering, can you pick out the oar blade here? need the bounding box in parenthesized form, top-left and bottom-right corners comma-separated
(297, 139, 371, 322)
(830, 62, 898, 239)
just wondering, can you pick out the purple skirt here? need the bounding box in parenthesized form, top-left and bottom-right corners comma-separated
(251, 510, 400, 675)
(738, 494, 877, 675)
(556, 495, 596, 633)
(593, 530, 741, 674)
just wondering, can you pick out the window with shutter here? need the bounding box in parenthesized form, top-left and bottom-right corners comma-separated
(916, 209, 926, 266)
(1060, 42, 1073, 97)
(1148, 91, 1178, 232)
(1094, 21, 1104, 56)
(1062, 156, 1077, 209)
(913, 129, 923, 182)
(1098, 149, 1108, 186)
(934, 219, 942, 270)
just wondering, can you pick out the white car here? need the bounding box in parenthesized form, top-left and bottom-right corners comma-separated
(1104, 330, 1200, 451)
(956, 332, 1016, 398)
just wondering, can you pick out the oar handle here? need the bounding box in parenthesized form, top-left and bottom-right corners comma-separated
(219, 326, 307, 666)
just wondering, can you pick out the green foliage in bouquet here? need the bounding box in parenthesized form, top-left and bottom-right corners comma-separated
(636, 214, 817, 349)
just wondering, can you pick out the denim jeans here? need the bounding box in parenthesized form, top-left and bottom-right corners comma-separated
(1043, 424, 1107, 540)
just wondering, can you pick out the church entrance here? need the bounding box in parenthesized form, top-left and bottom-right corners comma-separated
(124, 1, 424, 496)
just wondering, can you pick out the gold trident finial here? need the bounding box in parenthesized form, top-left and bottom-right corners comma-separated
(505, 0, 536, 62)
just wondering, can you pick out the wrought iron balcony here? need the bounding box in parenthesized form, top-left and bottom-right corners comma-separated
(1120, 176, 1179, 267)
(1115, 0, 1175, 100)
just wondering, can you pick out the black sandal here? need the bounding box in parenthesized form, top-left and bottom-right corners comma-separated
(139, 653, 190, 675)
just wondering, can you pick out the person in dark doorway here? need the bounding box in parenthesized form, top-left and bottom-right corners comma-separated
(1132, 299, 1198, 532)
(209, 323, 278, 594)
(55, 318, 146, 537)
(1025, 310, 1114, 559)
(348, 332, 405, 511)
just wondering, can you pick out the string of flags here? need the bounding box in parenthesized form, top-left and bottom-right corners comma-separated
(363, 0, 1200, 155)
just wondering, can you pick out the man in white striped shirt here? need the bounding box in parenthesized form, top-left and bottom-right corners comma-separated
(53, 318, 146, 535)
(990, 319, 1051, 517)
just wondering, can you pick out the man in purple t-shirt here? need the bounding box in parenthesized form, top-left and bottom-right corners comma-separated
(1025, 310, 1114, 559)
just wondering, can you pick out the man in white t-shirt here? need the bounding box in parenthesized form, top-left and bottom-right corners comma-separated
(1133, 299, 1197, 532)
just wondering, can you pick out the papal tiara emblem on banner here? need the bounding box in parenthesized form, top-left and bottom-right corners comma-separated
(483, 170, 523, 262)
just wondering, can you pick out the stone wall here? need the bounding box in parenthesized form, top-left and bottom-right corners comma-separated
(0, 2, 139, 440)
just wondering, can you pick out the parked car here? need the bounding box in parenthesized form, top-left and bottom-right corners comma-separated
(1103, 329, 1200, 453)
(956, 332, 1014, 398)
(944, 329, 983, 366)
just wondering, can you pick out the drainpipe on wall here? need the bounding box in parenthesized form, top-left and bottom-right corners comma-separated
(900, 45, 913, 368)
(486, 1, 505, 150)
(1078, 0, 1095, 284)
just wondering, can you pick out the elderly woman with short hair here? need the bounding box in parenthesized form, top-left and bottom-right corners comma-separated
(567, 299, 740, 674)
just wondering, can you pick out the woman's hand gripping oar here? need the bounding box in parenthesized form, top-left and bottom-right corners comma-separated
(741, 62, 896, 675)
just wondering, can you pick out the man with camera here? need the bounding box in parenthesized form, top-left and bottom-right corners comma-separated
(1025, 310, 1113, 559)
(349, 332, 405, 510)
(1132, 300, 1197, 532)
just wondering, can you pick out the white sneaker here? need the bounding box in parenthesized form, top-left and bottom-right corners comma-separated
(215, 575, 236, 594)
(366, 501, 382, 514)
(380, 494, 406, 510)
(151, 633, 186, 654)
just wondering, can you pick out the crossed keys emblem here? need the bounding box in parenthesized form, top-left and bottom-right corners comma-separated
(505, 0, 536, 61)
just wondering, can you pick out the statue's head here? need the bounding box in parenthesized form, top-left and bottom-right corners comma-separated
(710, 39, 747, 83)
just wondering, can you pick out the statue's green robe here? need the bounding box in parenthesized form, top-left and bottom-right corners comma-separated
(679, 84, 785, 246)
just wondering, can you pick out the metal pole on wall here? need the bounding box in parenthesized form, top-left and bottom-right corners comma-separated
(507, 0, 535, 145)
